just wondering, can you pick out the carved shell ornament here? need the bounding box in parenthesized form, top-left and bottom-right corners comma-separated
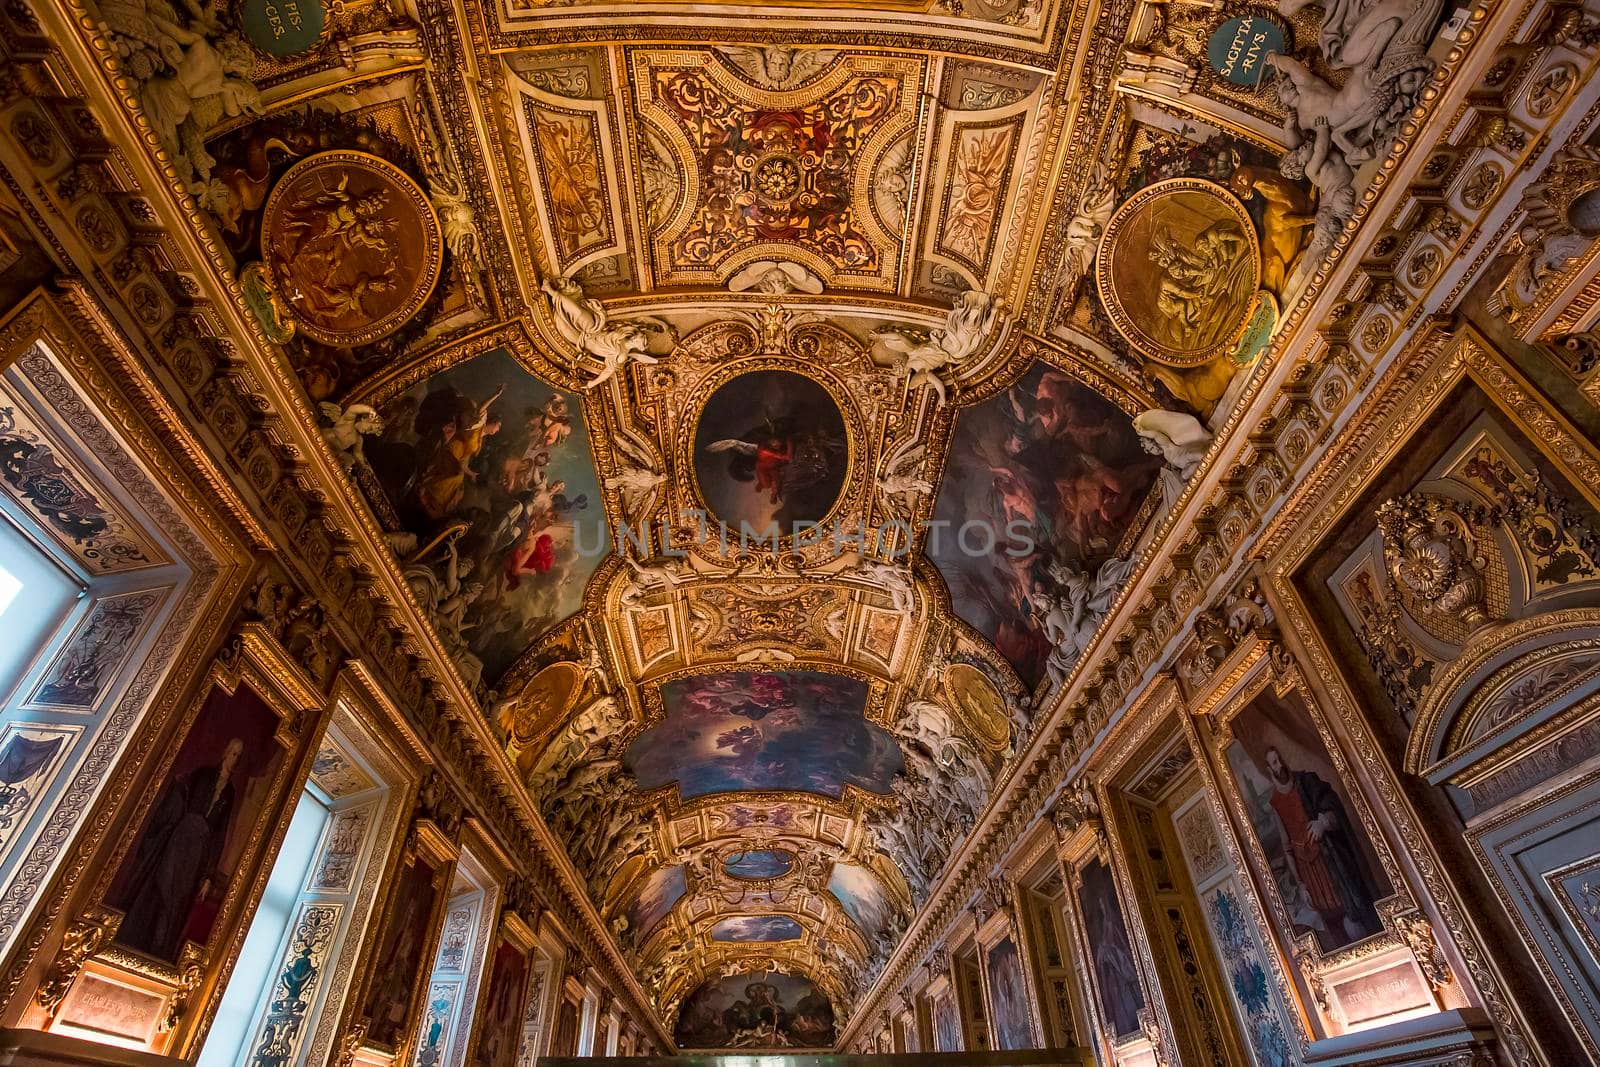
(1376, 494, 1492, 633)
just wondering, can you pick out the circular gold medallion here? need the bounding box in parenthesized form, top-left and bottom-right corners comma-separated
(943, 663, 1010, 752)
(499, 661, 584, 753)
(260, 150, 442, 347)
(1095, 177, 1261, 367)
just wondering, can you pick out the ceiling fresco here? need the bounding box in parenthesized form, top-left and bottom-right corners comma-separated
(930, 361, 1160, 688)
(365, 349, 603, 689)
(625, 670, 902, 801)
(691, 371, 850, 532)
(91, 0, 1417, 1036)
(725, 849, 797, 880)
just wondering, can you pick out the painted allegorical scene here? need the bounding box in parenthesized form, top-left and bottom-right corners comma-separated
(692, 370, 848, 534)
(827, 862, 897, 940)
(1225, 687, 1389, 952)
(1078, 858, 1144, 1040)
(108, 683, 286, 964)
(363, 349, 604, 689)
(931, 362, 1160, 688)
(626, 864, 687, 942)
(673, 971, 837, 1049)
(625, 671, 902, 800)
(986, 935, 1033, 1050)
(710, 915, 803, 942)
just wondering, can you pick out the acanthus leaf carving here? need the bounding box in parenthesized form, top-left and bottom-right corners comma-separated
(35, 906, 121, 1014)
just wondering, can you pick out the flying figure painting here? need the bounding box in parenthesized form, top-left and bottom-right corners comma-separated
(694, 370, 848, 533)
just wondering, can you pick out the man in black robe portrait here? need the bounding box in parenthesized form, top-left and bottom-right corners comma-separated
(118, 738, 246, 960)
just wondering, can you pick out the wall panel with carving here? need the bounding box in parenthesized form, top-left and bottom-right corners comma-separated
(7, 612, 333, 1052)
(1266, 327, 1600, 1065)
(0, 287, 258, 1053)
(1097, 705, 1256, 1067)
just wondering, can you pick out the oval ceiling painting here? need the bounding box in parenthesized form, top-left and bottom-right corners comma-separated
(675, 971, 836, 1049)
(692, 370, 848, 535)
(625, 670, 902, 801)
(724, 849, 796, 881)
(710, 915, 803, 942)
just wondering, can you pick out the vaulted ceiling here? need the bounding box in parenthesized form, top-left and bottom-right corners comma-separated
(90, 0, 1370, 1041)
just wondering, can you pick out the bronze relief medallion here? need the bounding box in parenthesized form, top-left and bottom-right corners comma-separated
(943, 662, 1011, 752)
(1095, 177, 1262, 367)
(497, 660, 585, 774)
(261, 150, 443, 347)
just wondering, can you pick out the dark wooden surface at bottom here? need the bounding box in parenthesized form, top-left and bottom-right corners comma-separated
(538, 1050, 1094, 1066)
(0, 1029, 183, 1066)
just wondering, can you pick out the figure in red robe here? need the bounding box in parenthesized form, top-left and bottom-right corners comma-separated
(1263, 746, 1383, 946)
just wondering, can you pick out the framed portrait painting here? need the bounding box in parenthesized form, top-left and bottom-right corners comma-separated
(1222, 686, 1390, 954)
(984, 933, 1035, 1050)
(105, 681, 292, 964)
(932, 987, 962, 1051)
(359, 849, 446, 1051)
(1076, 858, 1145, 1041)
(471, 935, 529, 1067)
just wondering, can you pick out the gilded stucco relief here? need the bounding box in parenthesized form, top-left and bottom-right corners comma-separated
(4, 0, 1598, 1054)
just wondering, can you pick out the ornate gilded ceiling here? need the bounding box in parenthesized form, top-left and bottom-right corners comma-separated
(76, 0, 1464, 1042)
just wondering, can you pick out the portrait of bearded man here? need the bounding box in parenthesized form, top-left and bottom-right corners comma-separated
(1259, 745, 1384, 947)
(1227, 691, 1390, 953)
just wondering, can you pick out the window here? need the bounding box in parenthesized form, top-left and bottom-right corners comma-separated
(0, 560, 20, 615)
(196, 789, 330, 1067)
(0, 510, 80, 702)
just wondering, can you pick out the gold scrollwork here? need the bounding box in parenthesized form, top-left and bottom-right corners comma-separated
(35, 906, 121, 1014)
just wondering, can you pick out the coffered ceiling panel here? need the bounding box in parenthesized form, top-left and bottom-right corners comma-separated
(629, 49, 925, 293)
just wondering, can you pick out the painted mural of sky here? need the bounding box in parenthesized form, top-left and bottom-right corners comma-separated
(711, 915, 804, 942)
(724, 849, 796, 880)
(625, 670, 903, 800)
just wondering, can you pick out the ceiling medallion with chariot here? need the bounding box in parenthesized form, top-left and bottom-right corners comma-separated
(260, 150, 443, 347)
(691, 369, 850, 533)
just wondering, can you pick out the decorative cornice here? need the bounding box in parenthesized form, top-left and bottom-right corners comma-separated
(0, 6, 672, 1047)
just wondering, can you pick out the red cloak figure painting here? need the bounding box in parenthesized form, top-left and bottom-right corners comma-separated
(694, 370, 847, 534)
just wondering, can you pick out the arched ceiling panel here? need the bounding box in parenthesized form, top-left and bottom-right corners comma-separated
(674, 969, 839, 1050)
(89, 0, 1420, 1033)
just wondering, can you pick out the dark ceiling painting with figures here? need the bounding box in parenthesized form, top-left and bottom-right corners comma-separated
(74, 0, 1461, 1032)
